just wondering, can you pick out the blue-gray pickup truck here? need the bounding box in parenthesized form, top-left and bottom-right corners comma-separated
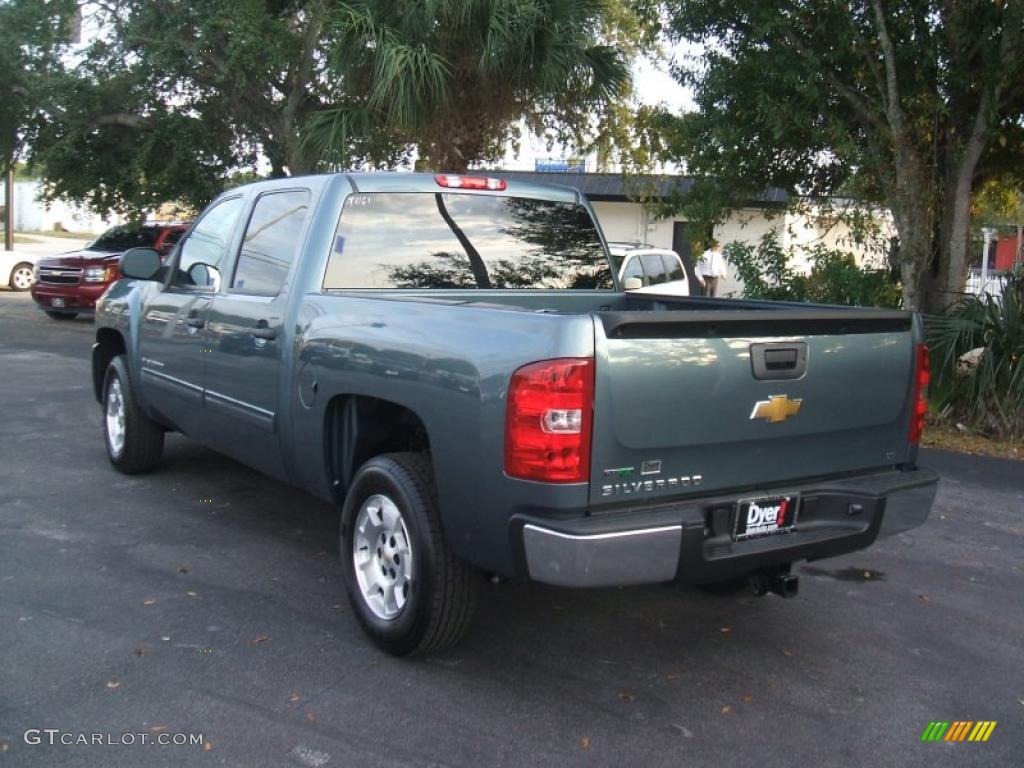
(92, 172, 938, 655)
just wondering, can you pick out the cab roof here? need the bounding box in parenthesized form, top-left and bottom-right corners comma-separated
(233, 172, 583, 205)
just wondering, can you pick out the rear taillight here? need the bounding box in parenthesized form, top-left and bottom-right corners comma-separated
(434, 174, 507, 191)
(909, 343, 929, 444)
(505, 358, 594, 483)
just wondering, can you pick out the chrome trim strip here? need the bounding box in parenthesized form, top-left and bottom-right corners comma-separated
(523, 524, 682, 541)
(204, 388, 276, 433)
(523, 523, 682, 587)
(141, 367, 203, 404)
(142, 367, 202, 392)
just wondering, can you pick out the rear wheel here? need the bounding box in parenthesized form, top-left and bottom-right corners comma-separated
(103, 355, 164, 474)
(45, 310, 78, 320)
(341, 453, 477, 656)
(9, 263, 34, 291)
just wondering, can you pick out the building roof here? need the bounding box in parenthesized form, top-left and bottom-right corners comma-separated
(491, 171, 789, 207)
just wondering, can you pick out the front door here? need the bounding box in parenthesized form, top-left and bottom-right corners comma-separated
(203, 188, 312, 481)
(138, 196, 246, 438)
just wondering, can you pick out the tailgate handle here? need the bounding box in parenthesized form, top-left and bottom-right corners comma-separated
(750, 342, 807, 380)
(764, 349, 798, 370)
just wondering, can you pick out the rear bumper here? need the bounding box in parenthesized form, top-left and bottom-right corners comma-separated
(517, 466, 938, 588)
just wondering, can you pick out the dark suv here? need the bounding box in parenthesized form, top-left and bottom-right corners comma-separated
(32, 222, 189, 319)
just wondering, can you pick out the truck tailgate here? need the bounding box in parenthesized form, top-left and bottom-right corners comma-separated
(589, 309, 916, 506)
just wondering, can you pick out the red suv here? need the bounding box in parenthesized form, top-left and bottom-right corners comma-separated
(32, 222, 189, 319)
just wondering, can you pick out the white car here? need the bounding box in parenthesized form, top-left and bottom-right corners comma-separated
(607, 242, 695, 296)
(0, 250, 41, 291)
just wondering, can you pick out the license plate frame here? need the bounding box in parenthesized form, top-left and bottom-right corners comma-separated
(51, 297, 65, 308)
(733, 494, 799, 541)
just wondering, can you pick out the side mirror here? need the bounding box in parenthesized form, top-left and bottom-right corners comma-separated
(188, 262, 221, 291)
(623, 276, 643, 290)
(120, 248, 162, 280)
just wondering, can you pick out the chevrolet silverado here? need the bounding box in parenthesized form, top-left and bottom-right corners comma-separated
(91, 173, 938, 655)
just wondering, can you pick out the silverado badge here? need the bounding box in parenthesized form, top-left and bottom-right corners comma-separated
(750, 395, 802, 423)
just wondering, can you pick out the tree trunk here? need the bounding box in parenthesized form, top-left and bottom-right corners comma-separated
(284, 132, 312, 176)
(885, 147, 934, 311)
(421, 120, 493, 173)
(924, 167, 974, 312)
(425, 141, 469, 173)
(924, 117, 991, 311)
(266, 141, 287, 178)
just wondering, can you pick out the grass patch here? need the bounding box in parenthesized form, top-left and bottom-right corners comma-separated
(922, 421, 1022, 461)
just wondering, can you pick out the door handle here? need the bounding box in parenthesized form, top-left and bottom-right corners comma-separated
(249, 323, 277, 341)
(184, 315, 205, 329)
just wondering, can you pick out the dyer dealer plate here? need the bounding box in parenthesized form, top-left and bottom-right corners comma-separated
(733, 495, 799, 540)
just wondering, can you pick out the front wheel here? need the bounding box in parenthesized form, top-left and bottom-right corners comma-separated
(340, 453, 477, 656)
(103, 355, 164, 473)
(9, 262, 34, 291)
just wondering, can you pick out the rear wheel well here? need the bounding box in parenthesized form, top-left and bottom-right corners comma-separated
(93, 329, 126, 403)
(325, 395, 432, 504)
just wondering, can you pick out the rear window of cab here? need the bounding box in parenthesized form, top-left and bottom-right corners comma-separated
(323, 192, 612, 290)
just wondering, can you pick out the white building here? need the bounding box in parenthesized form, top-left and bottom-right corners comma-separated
(0, 180, 124, 235)
(498, 171, 895, 297)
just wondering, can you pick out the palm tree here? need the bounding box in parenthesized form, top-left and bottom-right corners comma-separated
(305, 0, 630, 171)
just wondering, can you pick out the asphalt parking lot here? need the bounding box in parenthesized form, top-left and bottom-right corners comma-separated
(1, 289, 1021, 768)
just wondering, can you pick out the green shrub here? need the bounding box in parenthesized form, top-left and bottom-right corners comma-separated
(926, 266, 1024, 440)
(724, 232, 902, 308)
(724, 232, 798, 301)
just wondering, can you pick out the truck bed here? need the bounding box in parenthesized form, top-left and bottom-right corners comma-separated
(315, 288, 917, 503)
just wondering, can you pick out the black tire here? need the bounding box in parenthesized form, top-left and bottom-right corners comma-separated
(9, 262, 34, 291)
(45, 310, 78, 320)
(102, 355, 164, 474)
(340, 453, 477, 656)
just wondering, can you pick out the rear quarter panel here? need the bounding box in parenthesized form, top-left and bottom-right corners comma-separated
(290, 295, 595, 575)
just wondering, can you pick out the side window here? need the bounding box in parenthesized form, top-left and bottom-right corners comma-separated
(174, 197, 245, 289)
(621, 255, 645, 285)
(232, 190, 311, 296)
(640, 254, 667, 285)
(160, 228, 185, 251)
(664, 254, 686, 282)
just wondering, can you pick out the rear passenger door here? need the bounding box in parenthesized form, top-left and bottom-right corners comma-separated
(203, 188, 312, 480)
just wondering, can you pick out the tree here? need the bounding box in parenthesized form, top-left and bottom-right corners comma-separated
(305, 0, 633, 171)
(656, 0, 1024, 312)
(93, 0, 348, 178)
(0, 0, 76, 174)
(20, 0, 402, 214)
(29, 51, 239, 215)
(16, 1, 647, 215)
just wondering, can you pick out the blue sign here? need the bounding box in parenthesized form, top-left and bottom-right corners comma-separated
(535, 159, 586, 173)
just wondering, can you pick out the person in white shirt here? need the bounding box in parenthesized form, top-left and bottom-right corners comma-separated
(697, 241, 728, 297)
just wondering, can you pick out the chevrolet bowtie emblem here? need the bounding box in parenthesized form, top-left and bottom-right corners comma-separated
(750, 395, 803, 423)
